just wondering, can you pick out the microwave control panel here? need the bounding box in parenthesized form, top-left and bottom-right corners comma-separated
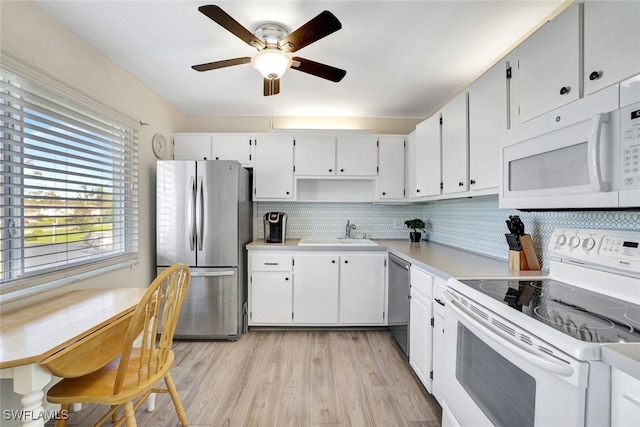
(621, 101, 640, 188)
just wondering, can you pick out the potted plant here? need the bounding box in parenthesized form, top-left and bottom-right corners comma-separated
(404, 218, 426, 242)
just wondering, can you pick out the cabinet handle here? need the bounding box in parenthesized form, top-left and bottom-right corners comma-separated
(559, 86, 570, 95)
(264, 262, 279, 265)
(470, 179, 476, 185)
(416, 189, 420, 193)
(215, 157, 219, 160)
(344, 260, 349, 264)
(285, 277, 289, 281)
(286, 191, 290, 195)
(382, 192, 386, 195)
(340, 169, 345, 172)
(589, 71, 601, 81)
(329, 169, 333, 172)
(331, 260, 336, 263)
(435, 298, 445, 307)
(458, 182, 464, 187)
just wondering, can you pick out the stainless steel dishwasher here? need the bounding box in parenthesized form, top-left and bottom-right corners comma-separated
(388, 253, 410, 357)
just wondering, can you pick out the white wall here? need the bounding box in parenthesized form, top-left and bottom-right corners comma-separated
(0, 0, 185, 312)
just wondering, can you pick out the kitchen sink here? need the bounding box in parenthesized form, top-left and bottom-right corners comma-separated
(298, 238, 378, 246)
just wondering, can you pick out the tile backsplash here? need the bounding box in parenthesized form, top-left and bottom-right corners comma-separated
(258, 195, 640, 270)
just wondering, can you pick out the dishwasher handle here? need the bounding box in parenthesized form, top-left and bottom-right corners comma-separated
(389, 254, 410, 270)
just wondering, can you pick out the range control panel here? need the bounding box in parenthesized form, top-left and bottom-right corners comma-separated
(549, 228, 640, 273)
(622, 102, 640, 189)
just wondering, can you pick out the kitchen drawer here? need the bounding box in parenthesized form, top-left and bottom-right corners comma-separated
(410, 266, 433, 298)
(251, 254, 293, 271)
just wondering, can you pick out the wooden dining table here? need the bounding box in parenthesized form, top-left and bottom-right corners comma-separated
(0, 287, 146, 427)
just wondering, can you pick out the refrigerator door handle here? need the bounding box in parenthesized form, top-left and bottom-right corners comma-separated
(188, 176, 196, 251)
(190, 271, 236, 277)
(196, 175, 204, 251)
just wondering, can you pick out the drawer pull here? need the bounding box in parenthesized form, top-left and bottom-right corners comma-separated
(435, 298, 445, 306)
(264, 262, 279, 265)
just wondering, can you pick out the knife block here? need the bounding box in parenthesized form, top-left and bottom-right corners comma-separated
(509, 234, 541, 271)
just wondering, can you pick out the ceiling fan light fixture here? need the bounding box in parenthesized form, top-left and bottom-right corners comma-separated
(251, 49, 292, 80)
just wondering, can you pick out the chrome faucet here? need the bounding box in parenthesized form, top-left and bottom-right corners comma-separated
(345, 220, 356, 238)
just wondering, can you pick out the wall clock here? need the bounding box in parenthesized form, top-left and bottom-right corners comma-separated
(152, 133, 168, 159)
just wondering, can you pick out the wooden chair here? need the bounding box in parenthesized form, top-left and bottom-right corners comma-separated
(47, 264, 191, 427)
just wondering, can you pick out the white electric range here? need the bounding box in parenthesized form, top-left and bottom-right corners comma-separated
(441, 228, 640, 427)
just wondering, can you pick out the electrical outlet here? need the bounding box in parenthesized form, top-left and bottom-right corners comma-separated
(393, 218, 407, 229)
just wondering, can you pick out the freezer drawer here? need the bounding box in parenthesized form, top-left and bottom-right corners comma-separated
(159, 267, 240, 340)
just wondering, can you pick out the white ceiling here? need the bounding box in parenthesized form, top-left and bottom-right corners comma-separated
(35, 0, 565, 120)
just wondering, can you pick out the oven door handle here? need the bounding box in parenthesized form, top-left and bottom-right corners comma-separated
(444, 291, 575, 377)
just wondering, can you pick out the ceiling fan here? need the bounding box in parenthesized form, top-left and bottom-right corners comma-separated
(192, 5, 347, 96)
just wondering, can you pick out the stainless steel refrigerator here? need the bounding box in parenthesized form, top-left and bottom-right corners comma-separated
(156, 160, 252, 340)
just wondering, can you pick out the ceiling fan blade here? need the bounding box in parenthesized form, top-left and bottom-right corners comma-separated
(264, 78, 281, 96)
(279, 10, 341, 53)
(192, 57, 252, 72)
(291, 57, 346, 82)
(198, 5, 266, 50)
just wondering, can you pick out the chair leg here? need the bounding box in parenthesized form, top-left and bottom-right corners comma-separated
(165, 373, 188, 426)
(123, 401, 137, 427)
(55, 404, 70, 427)
(112, 405, 119, 423)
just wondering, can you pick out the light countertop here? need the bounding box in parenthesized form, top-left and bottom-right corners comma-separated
(602, 344, 640, 380)
(247, 238, 545, 280)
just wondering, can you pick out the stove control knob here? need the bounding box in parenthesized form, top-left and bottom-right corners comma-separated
(582, 237, 596, 251)
(555, 234, 567, 246)
(569, 236, 581, 248)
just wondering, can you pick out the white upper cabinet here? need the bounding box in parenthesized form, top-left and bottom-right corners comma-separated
(377, 136, 405, 200)
(211, 134, 253, 166)
(517, 2, 580, 123)
(253, 134, 294, 200)
(584, 1, 640, 95)
(336, 135, 378, 176)
(173, 134, 211, 160)
(412, 114, 441, 198)
(468, 61, 507, 191)
(294, 134, 336, 176)
(441, 92, 469, 194)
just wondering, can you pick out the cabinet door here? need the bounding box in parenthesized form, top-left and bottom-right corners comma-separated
(211, 134, 252, 166)
(431, 279, 446, 404)
(441, 92, 469, 194)
(250, 272, 292, 324)
(409, 288, 433, 393)
(336, 135, 378, 176)
(339, 254, 386, 324)
(377, 136, 405, 200)
(468, 62, 506, 191)
(294, 134, 336, 176)
(517, 2, 580, 122)
(611, 368, 640, 426)
(584, 1, 640, 95)
(293, 254, 339, 324)
(254, 134, 294, 199)
(413, 115, 441, 198)
(173, 134, 211, 160)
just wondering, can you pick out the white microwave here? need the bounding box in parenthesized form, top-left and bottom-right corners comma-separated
(500, 77, 640, 210)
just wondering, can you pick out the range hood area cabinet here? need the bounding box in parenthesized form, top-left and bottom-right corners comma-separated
(293, 134, 378, 177)
(514, 1, 640, 125)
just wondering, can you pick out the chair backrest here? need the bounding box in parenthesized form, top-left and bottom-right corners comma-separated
(113, 263, 191, 394)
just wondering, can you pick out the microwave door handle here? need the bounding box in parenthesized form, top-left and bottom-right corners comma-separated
(444, 291, 575, 377)
(587, 113, 611, 192)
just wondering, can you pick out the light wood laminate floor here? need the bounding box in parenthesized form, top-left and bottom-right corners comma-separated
(52, 330, 441, 427)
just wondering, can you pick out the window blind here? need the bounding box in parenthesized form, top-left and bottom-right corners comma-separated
(0, 68, 139, 293)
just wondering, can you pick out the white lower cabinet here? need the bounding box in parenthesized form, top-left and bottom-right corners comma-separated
(293, 254, 339, 324)
(431, 278, 447, 404)
(611, 367, 640, 426)
(409, 266, 434, 393)
(249, 250, 386, 326)
(339, 253, 387, 324)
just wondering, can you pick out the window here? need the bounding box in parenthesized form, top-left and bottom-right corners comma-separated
(0, 67, 138, 294)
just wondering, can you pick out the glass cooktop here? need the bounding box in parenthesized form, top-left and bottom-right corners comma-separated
(458, 279, 640, 344)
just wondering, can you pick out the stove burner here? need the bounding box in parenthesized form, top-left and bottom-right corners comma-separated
(624, 313, 640, 326)
(479, 281, 509, 296)
(534, 307, 615, 341)
(564, 293, 627, 310)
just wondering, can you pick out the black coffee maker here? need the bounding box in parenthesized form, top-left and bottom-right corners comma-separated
(263, 212, 287, 243)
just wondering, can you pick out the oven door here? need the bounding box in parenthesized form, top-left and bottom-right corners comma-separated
(442, 289, 590, 427)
